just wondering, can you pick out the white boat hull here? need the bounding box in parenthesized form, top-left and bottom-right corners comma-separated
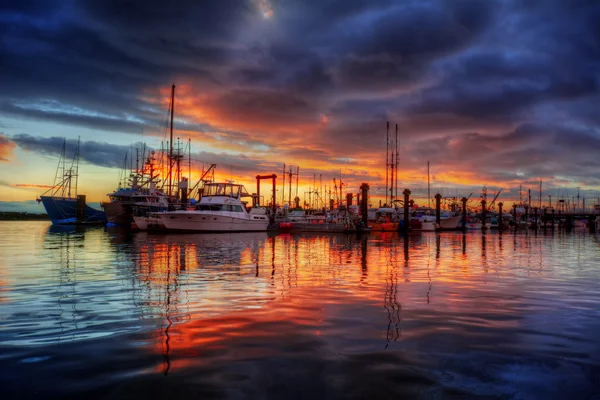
(439, 216, 462, 230)
(133, 215, 165, 231)
(159, 211, 268, 232)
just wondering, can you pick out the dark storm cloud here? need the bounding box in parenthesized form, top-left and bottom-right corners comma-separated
(11, 134, 145, 168)
(0, 102, 144, 133)
(1, 0, 600, 191)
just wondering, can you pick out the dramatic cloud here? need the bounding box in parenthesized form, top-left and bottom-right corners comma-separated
(1, 0, 600, 202)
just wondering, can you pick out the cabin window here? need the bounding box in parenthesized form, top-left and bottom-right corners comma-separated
(196, 204, 224, 211)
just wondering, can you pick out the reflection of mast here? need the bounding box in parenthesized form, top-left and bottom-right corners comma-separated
(163, 253, 173, 376)
(384, 247, 401, 349)
(168, 84, 175, 199)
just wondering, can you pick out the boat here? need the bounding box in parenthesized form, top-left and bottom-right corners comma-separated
(37, 138, 107, 225)
(155, 182, 269, 232)
(439, 215, 462, 230)
(370, 207, 401, 232)
(278, 206, 359, 233)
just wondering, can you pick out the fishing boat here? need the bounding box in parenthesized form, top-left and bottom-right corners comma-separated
(439, 215, 462, 230)
(102, 149, 171, 227)
(155, 182, 269, 232)
(370, 207, 401, 232)
(278, 205, 359, 233)
(37, 138, 107, 225)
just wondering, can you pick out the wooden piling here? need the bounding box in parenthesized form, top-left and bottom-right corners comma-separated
(360, 183, 369, 226)
(435, 193, 442, 226)
(461, 197, 468, 231)
(498, 202, 503, 231)
(403, 189, 411, 234)
(481, 199, 487, 231)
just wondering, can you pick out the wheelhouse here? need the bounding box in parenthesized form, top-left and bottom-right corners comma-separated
(200, 183, 250, 199)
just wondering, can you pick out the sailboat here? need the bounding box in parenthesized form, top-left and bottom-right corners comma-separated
(37, 138, 107, 225)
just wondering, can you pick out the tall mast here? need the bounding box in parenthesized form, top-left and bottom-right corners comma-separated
(385, 122, 389, 206)
(282, 163, 286, 205)
(168, 83, 175, 199)
(74, 136, 80, 197)
(427, 161, 430, 208)
(62, 138, 66, 196)
(539, 179, 542, 208)
(296, 166, 299, 202)
(395, 123, 399, 201)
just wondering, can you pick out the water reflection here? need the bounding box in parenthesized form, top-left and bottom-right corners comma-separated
(1, 222, 600, 399)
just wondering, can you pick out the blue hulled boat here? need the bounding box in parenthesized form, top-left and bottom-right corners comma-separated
(39, 196, 106, 225)
(37, 137, 107, 225)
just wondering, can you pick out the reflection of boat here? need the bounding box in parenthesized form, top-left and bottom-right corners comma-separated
(37, 138, 107, 225)
(156, 183, 269, 232)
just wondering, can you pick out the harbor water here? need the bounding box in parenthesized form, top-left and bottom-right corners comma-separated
(1, 221, 599, 399)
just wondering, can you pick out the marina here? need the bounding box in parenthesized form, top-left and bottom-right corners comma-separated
(1, 222, 599, 399)
(2, 1, 600, 398)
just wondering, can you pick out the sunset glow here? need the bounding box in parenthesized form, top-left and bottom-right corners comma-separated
(1, 2, 599, 211)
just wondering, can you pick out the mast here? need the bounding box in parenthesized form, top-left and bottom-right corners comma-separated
(61, 139, 66, 195)
(74, 136, 80, 197)
(295, 166, 299, 203)
(539, 179, 542, 209)
(395, 123, 399, 200)
(385, 121, 389, 206)
(427, 161, 430, 208)
(340, 168, 343, 207)
(168, 83, 175, 199)
(282, 163, 286, 205)
(520, 184, 522, 204)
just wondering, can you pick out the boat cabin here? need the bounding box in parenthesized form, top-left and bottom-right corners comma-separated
(200, 183, 250, 199)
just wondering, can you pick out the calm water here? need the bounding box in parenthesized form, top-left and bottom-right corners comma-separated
(1, 222, 599, 399)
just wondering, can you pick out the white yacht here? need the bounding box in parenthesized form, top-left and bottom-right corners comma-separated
(155, 183, 269, 232)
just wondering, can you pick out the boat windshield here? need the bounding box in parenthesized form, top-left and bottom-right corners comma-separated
(201, 183, 249, 198)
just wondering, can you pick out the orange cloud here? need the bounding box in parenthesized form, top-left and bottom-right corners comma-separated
(13, 184, 54, 189)
(0, 134, 16, 162)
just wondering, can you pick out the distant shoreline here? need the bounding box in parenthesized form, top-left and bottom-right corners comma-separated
(0, 212, 49, 221)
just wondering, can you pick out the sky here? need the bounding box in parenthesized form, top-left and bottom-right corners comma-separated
(1, 0, 600, 212)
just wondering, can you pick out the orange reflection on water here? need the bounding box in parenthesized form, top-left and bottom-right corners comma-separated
(129, 230, 583, 375)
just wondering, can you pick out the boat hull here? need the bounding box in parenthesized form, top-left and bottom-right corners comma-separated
(40, 196, 107, 225)
(439, 216, 462, 230)
(132, 215, 166, 231)
(370, 222, 400, 232)
(101, 201, 131, 226)
(159, 212, 268, 232)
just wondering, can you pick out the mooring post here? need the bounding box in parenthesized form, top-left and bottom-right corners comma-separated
(524, 205, 529, 228)
(435, 193, 442, 227)
(461, 197, 468, 231)
(498, 202, 504, 231)
(543, 207, 548, 228)
(403, 189, 411, 234)
(360, 183, 369, 226)
(481, 199, 487, 231)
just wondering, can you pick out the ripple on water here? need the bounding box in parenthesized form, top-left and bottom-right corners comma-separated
(0, 222, 599, 399)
